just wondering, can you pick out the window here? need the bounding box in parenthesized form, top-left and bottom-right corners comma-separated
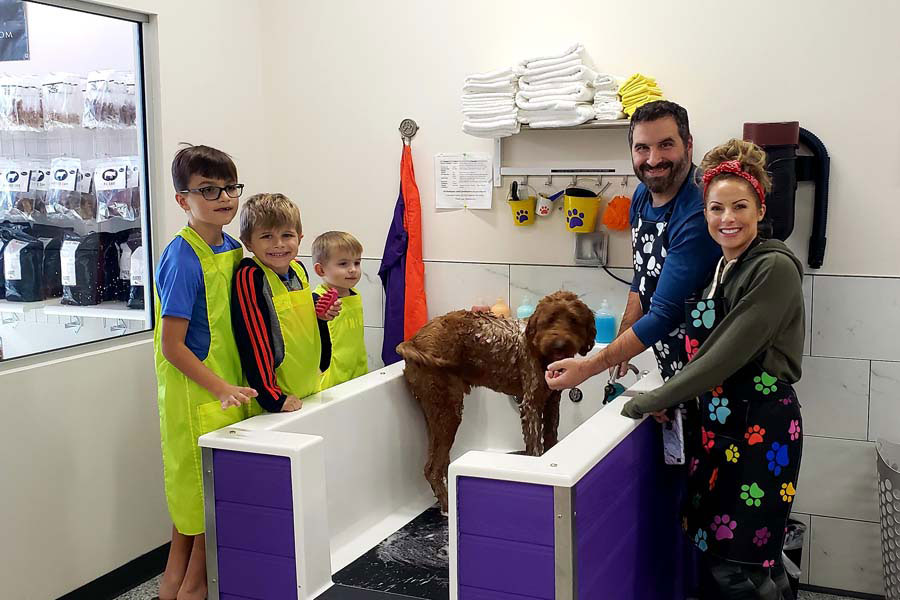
(0, 1, 152, 361)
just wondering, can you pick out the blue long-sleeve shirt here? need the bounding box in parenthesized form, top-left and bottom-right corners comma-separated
(629, 173, 722, 346)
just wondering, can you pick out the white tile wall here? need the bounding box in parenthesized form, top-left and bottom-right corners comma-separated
(423, 261, 510, 319)
(790, 512, 812, 585)
(364, 326, 385, 371)
(811, 276, 900, 361)
(809, 516, 885, 596)
(795, 356, 870, 441)
(509, 264, 634, 323)
(794, 436, 879, 522)
(869, 361, 900, 444)
(802, 275, 812, 356)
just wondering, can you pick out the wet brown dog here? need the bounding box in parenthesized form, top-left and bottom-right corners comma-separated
(396, 291, 596, 512)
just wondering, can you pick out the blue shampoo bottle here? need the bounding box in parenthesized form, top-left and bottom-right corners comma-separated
(594, 299, 616, 343)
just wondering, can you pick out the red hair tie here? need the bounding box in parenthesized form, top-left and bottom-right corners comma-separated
(701, 160, 766, 205)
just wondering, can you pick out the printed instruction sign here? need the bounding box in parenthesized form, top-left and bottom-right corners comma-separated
(434, 153, 492, 210)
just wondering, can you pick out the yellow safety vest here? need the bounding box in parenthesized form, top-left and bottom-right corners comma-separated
(315, 284, 368, 390)
(253, 257, 322, 403)
(154, 226, 244, 535)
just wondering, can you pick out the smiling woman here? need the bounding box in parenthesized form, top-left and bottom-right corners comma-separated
(622, 139, 806, 600)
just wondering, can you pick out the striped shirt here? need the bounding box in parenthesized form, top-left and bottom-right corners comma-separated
(231, 257, 331, 412)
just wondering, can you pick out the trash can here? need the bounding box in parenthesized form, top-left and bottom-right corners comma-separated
(877, 438, 900, 600)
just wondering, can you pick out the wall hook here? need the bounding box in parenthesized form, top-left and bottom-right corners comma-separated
(399, 118, 419, 145)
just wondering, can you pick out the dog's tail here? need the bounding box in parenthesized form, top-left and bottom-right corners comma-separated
(396, 340, 456, 369)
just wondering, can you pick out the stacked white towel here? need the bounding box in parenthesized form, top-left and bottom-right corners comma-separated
(462, 67, 520, 138)
(593, 75, 626, 121)
(516, 44, 603, 127)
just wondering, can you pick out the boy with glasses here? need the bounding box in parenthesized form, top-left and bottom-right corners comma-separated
(154, 144, 255, 600)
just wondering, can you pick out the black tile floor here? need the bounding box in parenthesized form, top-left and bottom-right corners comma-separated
(332, 506, 449, 600)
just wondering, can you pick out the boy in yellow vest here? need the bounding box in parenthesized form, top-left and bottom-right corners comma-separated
(154, 145, 257, 600)
(312, 231, 368, 389)
(231, 193, 339, 413)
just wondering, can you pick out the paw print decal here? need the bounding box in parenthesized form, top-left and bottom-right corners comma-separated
(669, 325, 686, 340)
(656, 221, 666, 236)
(740, 482, 765, 507)
(753, 527, 771, 547)
(654, 340, 670, 358)
(725, 444, 740, 463)
(567, 209, 585, 228)
(788, 419, 801, 441)
(690, 300, 716, 329)
(708, 396, 731, 424)
(754, 371, 778, 395)
(766, 442, 790, 476)
(694, 529, 708, 552)
(685, 336, 699, 361)
(780, 482, 796, 502)
(646, 255, 661, 276)
(515, 209, 531, 222)
(710, 514, 737, 541)
(745, 425, 766, 446)
(689, 457, 699, 475)
(640, 233, 655, 254)
(536, 205, 551, 216)
(701, 427, 716, 453)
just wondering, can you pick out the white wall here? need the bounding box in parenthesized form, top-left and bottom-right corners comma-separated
(0, 1, 268, 598)
(258, 0, 900, 277)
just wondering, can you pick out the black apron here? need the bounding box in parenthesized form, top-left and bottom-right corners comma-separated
(682, 251, 803, 566)
(632, 185, 694, 464)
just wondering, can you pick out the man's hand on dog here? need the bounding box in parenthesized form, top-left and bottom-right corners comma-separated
(545, 356, 596, 390)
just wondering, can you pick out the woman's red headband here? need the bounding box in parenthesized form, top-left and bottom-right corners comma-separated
(701, 160, 766, 205)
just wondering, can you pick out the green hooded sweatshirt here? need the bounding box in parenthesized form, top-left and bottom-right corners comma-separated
(623, 239, 805, 418)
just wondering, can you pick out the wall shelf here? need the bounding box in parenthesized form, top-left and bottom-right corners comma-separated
(493, 119, 633, 186)
(0, 299, 49, 315)
(42, 300, 147, 322)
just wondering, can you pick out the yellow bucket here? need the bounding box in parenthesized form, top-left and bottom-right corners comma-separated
(563, 188, 599, 233)
(508, 183, 537, 226)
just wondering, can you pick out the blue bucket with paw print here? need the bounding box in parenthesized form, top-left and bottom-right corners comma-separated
(563, 187, 599, 233)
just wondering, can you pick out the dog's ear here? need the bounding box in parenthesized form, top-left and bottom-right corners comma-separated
(578, 299, 597, 355)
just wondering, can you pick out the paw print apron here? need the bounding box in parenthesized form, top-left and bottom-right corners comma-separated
(632, 197, 693, 465)
(682, 257, 803, 565)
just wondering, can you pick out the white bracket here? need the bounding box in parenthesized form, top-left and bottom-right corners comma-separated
(64, 316, 84, 334)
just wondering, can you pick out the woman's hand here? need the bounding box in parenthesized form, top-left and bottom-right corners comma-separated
(650, 410, 670, 423)
(545, 356, 595, 390)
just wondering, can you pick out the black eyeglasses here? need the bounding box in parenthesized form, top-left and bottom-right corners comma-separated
(179, 184, 244, 201)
